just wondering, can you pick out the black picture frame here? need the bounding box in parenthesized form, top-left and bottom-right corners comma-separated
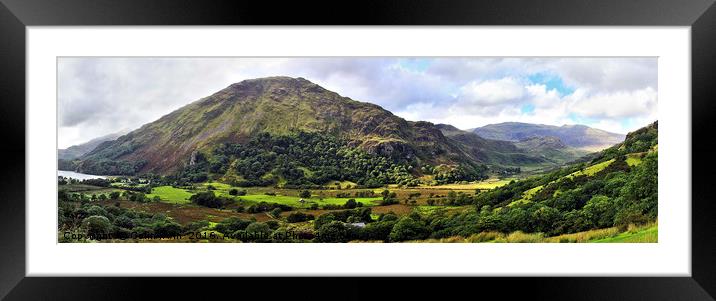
(1, 0, 715, 300)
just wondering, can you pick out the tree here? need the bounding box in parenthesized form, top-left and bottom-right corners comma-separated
(189, 191, 227, 208)
(86, 205, 108, 217)
(316, 221, 350, 242)
(447, 190, 457, 204)
(531, 205, 561, 234)
(152, 221, 183, 238)
(245, 222, 271, 235)
(362, 220, 396, 241)
(287, 212, 314, 223)
(82, 215, 112, 239)
(314, 213, 335, 230)
(243, 222, 271, 241)
(344, 199, 357, 209)
(270, 208, 282, 218)
(114, 215, 135, 229)
(214, 217, 251, 234)
(582, 195, 616, 228)
(389, 216, 429, 242)
(621, 152, 658, 219)
(299, 190, 311, 198)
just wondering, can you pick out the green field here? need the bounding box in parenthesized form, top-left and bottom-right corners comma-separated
(236, 194, 382, 208)
(625, 153, 644, 166)
(592, 224, 658, 243)
(147, 186, 194, 204)
(568, 159, 615, 178)
(508, 185, 544, 207)
(425, 178, 513, 190)
(148, 183, 382, 208)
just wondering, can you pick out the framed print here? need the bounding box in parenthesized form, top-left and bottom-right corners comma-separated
(2, 0, 716, 300)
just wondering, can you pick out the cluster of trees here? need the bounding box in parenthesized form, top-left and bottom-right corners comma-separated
(189, 191, 234, 209)
(58, 177, 112, 187)
(174, 131, 486, 187)
(317, 198, 365, 210)
(210, 132, 421, 187)
(432, 164, 489, 185)
(228, 188, 247, 196)
(244, 201, 293, 213)
(286, 212, 315, 223)
(379, 189, 399, 205)
(307, 149, 655, 242)
(59, 190, 160, 204)
(59, 193, 183, 241)
(77, 159, 147, 176)
(590, 121, 657, 164)
(213, 217, 296, 242)
(309, 210, 434, 242)
(462, 153, 657, 237)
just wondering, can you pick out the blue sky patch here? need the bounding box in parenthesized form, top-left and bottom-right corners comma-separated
(397, 58, 431, 73)
(527, 73, 575, 96)
(567, 113, 599, 125)
(521, 104, 535, 114)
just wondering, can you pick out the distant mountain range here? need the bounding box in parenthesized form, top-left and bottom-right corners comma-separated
(58, 131, 126, 160)
(61, 77, 627, 179)
(471, 122, 625, 151)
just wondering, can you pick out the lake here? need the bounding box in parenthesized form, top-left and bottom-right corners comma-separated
(58, 170, 106, 180)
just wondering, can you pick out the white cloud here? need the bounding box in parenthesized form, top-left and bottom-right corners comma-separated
(58, 57, 658, 148)
(457, 77, 526, 105)
(568, 87, 658, 119)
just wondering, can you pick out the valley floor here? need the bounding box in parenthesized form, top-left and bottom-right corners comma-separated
(58, 177, 657, 243)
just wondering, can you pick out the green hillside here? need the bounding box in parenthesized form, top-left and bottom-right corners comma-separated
(74, 77, 564, 185)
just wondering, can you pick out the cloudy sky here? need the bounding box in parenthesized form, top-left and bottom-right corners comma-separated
(58, 57, 657, 148)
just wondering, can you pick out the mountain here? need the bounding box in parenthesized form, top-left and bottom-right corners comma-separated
(76, 77, 551, 178)
(435, 124, 545, 166)
(58, 131, 126, 160)
(471, 122, 625, 151)
(513, 136, 590, 165)
(436, 124, 587, 166)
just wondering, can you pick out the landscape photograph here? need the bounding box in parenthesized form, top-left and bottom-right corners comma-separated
(57, 57, 658, 243)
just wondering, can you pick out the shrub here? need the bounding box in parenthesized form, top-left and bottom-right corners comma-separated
(265, 220, 280, 230)
(189, 191, 231, 208)
(114, 215, 135, 229)
(152, 221, 183, 238)
(86, 205, 108, 218)
(270, 208, 282, 218)
(229, 188, 246, 196)
(299, 190, 311, 198)
(389, 216, 429, 242)
(286, 212, 315, 223)
(240, 222, 271, 242)
(232, 188, 241, 195)
(314, 213, 336, 230)
(379, 198, 399, 206)
(496, 231, 544, 243)
(82, 215, 112, 239)
(316, 221, 350, 242)
(186, 220, 211, 232)
(361, 220, 396, 241)
(215, 217, 251, 234)
(466, 231, 502, 243)
(344, 199, 357, 209)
